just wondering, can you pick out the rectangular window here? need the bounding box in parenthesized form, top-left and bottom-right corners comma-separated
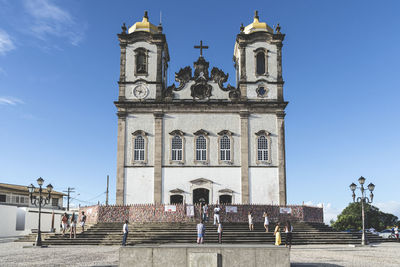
(0, 194, 6, 202)
(52, 198, 59, 206)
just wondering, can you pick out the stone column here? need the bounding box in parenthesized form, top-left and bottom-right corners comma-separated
(116, 113, 127, 205)
(153, 112, 164, 203)
(240, 111, 250, 204)
(239, 44, 247, 100)
(119, 43, 127, 101)
(277, 111, 287, 205)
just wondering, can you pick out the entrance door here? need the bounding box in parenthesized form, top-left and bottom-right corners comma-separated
(193, 188, 209, 204)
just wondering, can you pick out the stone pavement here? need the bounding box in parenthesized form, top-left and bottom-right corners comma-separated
(0, 240, 399, 266)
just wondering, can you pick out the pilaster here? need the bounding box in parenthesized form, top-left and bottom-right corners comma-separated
(119, 43, 127, 101)
(276, 111, 287, 205)
(153, 112, 164, 203)
(239, 44, 247, 100)
(116, 112, 127, 205)
(155, 44, 163, 101)
(240, 111, 250, 204)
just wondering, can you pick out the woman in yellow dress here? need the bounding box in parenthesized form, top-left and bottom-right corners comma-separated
(274, 223, 281, 246)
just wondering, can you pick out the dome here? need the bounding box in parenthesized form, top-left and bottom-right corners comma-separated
(243, 11, 273, 34)
(128, 11, 158, 34)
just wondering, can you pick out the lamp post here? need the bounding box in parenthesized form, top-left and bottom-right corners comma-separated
(27, 177, 53, 247)
(349, 176, 375, 246)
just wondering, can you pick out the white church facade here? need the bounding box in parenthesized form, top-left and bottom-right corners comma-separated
(115, 11, 288, 206)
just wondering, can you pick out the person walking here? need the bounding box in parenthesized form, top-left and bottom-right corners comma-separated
(213, 205, 220, 226)
(284, 221, 293, 248)
(61, 212, 68, 236)
(202, 204, 209, 222)
(80, 211, 87, 233)
(197, 220, 204, 244)
(217, 222, 223, 244)
(70, 213, 76, 239)
(248, 211, 254, 231)
(395, 226, 399, 242)
(122, 220, 129, 246)
(274, 223, 281, 246)
(263, 211, 269, 232)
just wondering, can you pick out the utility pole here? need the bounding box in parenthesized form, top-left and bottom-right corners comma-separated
(106, 175, 109, 206)
(63, 187, 75, 211)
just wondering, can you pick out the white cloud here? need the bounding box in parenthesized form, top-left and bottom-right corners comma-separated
(0, 29, 15, 55)
(0, 96, 24, 105)
(304, 201, 342, 225)
(375, 201, 400, 218)
(23, 0, 85, 46)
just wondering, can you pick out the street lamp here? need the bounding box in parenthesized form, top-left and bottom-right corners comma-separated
(349, 176, 375, 245)
(27, 177, 53, 247)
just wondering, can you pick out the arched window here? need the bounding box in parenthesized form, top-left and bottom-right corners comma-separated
(256, 52, 265, 75)
(135, 49, 147, 75)
(134, 135, 145, 161)
(220, 135, 231, 161)
(196, 135, 207, 161)
(257, 135, 269, 161)
(171, 135, 183, 161)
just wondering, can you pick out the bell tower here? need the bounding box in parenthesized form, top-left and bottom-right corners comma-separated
(117, 11, 169, 102)
(233, 11, 285, 101)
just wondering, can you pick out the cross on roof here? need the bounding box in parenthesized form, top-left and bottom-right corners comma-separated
(194, 40, 209, 57)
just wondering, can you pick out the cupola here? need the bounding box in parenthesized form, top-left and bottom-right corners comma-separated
(243, 11, 273, 34)
(128, 11, 158, 34)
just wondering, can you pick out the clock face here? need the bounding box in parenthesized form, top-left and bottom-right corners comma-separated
(133, 84, 149, 99)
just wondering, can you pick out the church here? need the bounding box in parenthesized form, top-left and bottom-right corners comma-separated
(115, 11, 288, 206)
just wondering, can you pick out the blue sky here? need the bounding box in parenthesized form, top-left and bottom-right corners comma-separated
(1, 0, 399, 223)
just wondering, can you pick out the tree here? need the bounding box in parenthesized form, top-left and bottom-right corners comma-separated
(331, 202, 398, 232)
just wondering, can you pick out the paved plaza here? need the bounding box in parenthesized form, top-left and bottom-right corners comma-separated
(0, 240, 399, 266)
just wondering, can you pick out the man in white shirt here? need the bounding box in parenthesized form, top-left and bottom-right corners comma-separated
(122, 220, 129, 246)
(214, 205, 220, 225)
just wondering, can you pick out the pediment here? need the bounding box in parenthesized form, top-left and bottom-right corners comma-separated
(169, 188, 185, 194)
(190, 178, 213, 185)
(193, 129, 209, 136)
(217, 130, 233, 136)
(255, 130, 271, 136)
(218, 188, 234, 194)
(169, 130, 185, 136)
(132, 130, 147, 136)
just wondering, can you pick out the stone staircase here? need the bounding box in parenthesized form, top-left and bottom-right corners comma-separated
(16, 222, 387, 246)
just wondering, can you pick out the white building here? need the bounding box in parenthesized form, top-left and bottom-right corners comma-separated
(115, 11, 288, 205)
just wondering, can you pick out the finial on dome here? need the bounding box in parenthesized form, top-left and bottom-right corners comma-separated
(144, 11, 149, 19)
(121, 23, 127, 34)
(240, 23, 244, 32)
(254, 10, 259, 20)
(275, 23, 281, 34)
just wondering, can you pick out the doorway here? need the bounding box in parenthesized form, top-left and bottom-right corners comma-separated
(193, 188, 209, 204)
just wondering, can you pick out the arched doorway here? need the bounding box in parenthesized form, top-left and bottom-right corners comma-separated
(170, 195, 183, 204)
(193, 188, 209, 204)
(219, 194, 232, 204)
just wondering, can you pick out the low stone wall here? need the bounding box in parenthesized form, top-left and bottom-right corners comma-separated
(119, 244, 290, 267)
(79, 204, 323, 224)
